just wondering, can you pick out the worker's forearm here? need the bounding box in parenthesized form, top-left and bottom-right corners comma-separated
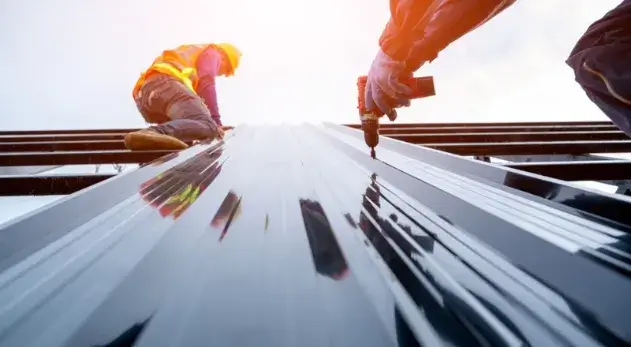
(379, 0, 515, 72)
(405, 0, 515, 71)
(379, 0, 437, 62)
(196, 48, 223, 125)
(212, 114, 223, 127)
(197, 81, 221, 120)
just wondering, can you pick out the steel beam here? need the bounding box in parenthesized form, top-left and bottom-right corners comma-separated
(424, 140, 631, 156)
(504, 160, 631, 181)
(0, 140, 126, 152)
(0, 150, 174, 166)
(0, 174, 114, 196)
(378, 125, 620, 134)
(0, 128, 137, 135)
(0, 126, 234, 137)
(387, 130, 627, 144)
(480, 154, 631, 189)
(344, 120, 614, 129)
(0, 134, 125, 143)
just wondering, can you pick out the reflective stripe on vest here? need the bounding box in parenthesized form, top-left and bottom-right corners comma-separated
(150, 63, 196, 93)
(133, 44, 213, 98)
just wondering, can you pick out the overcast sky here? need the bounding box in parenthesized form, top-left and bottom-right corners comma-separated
(0, 0, 623, 129)
(0, 0, 627, 222)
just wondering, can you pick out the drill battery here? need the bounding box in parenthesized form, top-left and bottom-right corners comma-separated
(357, 76, 436, 117)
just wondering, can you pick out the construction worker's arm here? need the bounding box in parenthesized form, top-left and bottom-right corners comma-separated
(380, 0, 516, 73)
(196, 48, 223, 126)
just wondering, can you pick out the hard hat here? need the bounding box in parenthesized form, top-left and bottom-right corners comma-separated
(215, 43, 242, 76)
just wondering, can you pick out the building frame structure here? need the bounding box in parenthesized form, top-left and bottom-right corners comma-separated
(1, 121, 630, 196)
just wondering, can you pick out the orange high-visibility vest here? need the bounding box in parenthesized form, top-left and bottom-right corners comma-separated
(132, 43, 217, 99)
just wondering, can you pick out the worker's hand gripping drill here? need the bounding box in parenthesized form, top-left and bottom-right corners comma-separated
(364, 50, 414, 119)
(357, 71, 435, 159)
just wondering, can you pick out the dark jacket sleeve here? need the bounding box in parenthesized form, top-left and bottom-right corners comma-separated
(196, 48, 223, 126)
(379, 0, 516, 72)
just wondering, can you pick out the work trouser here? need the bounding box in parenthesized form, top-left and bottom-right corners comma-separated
(134, 73, 220, 142)
(566, 0, 631, 137)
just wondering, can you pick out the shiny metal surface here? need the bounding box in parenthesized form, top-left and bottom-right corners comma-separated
(0, 124, 629, 346)
(377, 125, 620, 134)
(325, 124, 631, 228)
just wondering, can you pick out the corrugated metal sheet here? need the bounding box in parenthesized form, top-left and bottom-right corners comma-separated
(0, 124, 630, 347)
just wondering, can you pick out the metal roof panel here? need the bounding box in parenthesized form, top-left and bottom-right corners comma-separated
(0, 124, 629, 346)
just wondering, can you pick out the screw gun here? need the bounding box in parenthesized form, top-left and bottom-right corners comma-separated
(356, 76, 436, 159)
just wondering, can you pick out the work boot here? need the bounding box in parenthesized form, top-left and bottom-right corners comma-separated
(124, 129, 188, 151)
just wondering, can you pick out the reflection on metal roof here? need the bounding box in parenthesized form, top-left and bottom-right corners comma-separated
(0, 123, 630, 346)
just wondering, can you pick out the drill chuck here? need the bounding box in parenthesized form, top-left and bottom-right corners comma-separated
(364, 131, 379, 148)
(361, 117, 379, 142)
(361, 116, 380, 159)
(357, 75, 436, 159)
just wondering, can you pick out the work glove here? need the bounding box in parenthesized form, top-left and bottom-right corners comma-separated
(365, 49, 413, 119)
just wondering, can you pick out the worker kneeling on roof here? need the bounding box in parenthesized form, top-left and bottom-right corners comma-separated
(125, 43, 242, 150)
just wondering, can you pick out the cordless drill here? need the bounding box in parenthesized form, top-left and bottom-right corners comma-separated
(357, 76, 436, 159)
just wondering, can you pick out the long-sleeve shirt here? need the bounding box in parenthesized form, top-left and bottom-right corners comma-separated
(565, 0, 631, 137)
(379, 0, 516, 73)
(195, 47, 223, 126)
